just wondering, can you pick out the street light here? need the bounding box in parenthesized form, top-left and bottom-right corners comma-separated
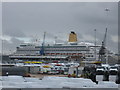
(105, 8, 110, 64)
(105, 8, 110, 11)
(94, 29, 97, 61)
(105, 8, 110, 29)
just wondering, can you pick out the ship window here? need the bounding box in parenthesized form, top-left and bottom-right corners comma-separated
(20, 45, 27, 47)
(91, 55, 93, 57)
(88, 55, 90, 57)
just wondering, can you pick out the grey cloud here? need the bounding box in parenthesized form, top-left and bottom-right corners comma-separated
(2, 37, 24, 54)
(3, 27, 26, 38)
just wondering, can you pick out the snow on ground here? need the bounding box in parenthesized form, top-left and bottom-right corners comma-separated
(0, 75, 119, 88)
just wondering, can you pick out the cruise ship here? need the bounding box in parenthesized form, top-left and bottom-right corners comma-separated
(9, 31, 112, 64)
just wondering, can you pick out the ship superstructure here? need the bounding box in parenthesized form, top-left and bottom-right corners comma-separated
(9, 31, 110, 63)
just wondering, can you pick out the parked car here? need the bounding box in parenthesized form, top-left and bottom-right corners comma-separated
(63, 67, 69, 75)
(96, 66, 108, 75)
(109, 66, 118, 75)
(48, 70, 59, 75)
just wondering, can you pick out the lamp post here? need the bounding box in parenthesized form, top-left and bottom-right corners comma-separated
(105, 8, 110, 64)
(94, 29, 97, 61)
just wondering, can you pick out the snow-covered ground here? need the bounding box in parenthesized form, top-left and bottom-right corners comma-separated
(0, 75, 119, 89)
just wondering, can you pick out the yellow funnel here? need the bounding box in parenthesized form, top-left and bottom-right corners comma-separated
(68, 31, 77, 42)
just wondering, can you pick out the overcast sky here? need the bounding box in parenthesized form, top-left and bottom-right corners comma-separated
(2, 2, 118, 54)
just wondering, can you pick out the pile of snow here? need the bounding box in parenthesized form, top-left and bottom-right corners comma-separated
(97, 81, 118, 88)
(0, 75, 119, 88)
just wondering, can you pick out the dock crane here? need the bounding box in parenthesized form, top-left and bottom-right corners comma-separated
(99, 28, 107, 62)
(40, 32, 46, 55)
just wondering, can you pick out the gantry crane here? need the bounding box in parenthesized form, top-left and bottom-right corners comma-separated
(99, 28, 107, 62)
(40, 32, 46, 55)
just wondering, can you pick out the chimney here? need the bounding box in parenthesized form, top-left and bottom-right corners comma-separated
(68, 31, 77, 42)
